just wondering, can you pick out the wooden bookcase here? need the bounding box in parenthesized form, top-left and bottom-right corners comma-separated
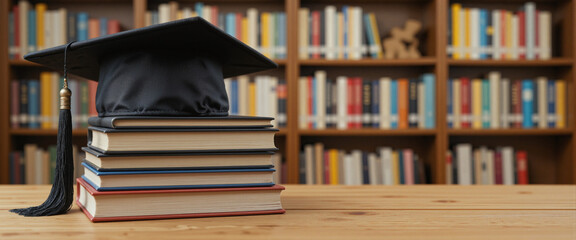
(1, 0, 574, 184)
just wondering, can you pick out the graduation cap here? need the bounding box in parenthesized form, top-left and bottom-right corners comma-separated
(10, 17, 277, 216)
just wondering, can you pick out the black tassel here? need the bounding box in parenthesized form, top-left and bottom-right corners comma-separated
(10, 42, 75, 216)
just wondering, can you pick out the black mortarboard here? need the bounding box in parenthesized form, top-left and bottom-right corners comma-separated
(11, 17, 277, 216)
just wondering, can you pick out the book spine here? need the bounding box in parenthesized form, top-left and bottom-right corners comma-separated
(447, 79, 453, 128)
(460, 78, 471, 128)
(11, 81, 20, 128)
(28, 79, 40, 129)
(471, 78, 482, 129)
(451, 4, 461, 59)
(516, 151, 528, 184)
(489, 71, 500, 128)
(397, 78, 409, 129)
(336, 76, 347, 129)
(19, 80, 29, 128)
(379, 77, 390, 129)
(511, 80, 522, 128)
(525, 2, 535, 59)
(371, 80, 380, 128)
(453, 79, 461, 128)
(481, 79, 490, 128)
(362, 80, 371, 128)
(408, 78, 418, 128)
(546, 80, 556, 128)
(423, 74, 435, 129)
(555, 80, 566, 128)
(522, 80, 534, 128)
(390, 79, 398, 129)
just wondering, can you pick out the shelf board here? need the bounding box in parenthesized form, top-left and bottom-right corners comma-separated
(298, 129, 437, 136)
(10, 129, 89, 136)
(448, 58, 574, 67)
(299, 57, 437, 66)
(448, 128, 573, 136)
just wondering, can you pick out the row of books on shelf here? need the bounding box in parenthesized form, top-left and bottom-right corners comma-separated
(224, 76, 287, 128)
(146, 2, 286, 60)
(75, 114, 284, 222)
(8, 0, 122, 60)
(299, 71, 435, 129)
(447, 72, 566, 129)
(10, 72, 97, 129)
(300, 143, 428, 185)
(447, 144, 528, 185)
(299, 6, 382, 60)
(448, 2, 552, 60)
(8, 144, 84, 184)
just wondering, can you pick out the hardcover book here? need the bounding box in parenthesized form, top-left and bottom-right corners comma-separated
(88, 115, 274, 129)
(76, 178, 285, 222)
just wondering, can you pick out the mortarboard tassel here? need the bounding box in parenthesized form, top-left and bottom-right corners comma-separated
(10, 42, 76, 216)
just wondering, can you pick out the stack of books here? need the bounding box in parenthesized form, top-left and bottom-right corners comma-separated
(76, 115, 285, 222)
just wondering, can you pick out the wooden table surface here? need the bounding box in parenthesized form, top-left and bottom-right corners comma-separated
(1, 185, 575, 240)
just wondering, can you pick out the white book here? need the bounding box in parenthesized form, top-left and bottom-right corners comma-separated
(456, 143, 473, 185)
(44, 11, 53, 50)
(271, 153, 282, 184)
(501, 146, 515, 185)
(379, 147, 393, 185)
(238, 75, 249, 116)
(537, 77, 548, 128)
(486, 149, 495, 185)
(488, 71, 501, 128)
(379, 77, 391, 129)
(19, 0, 29, 57)
(268, 76, 278, 127)
(470, 8, 480, 59)
(525, 2, 536, 59)
(158, 3, 170, 24)
(492, 11, 501, 59)
(298, 8, 309, 59)
(500, 78, 510, 128)
(352, 7, 363, 60)
(453, 79, 461, 129)
(298, 77, 309, 129)
(202, 5, 212, 25)
(368, 153, 379, 185)
(511, 15, 519, 59)
(255, 76, 265, 117)
(325, 6, 337, 59)
(304, 144, 314, 185)
(247, 8, 259, 50)
(182, 7, 193, 18)
(539, 11, 552, 59)
(343, 153, 354, 185)
(336, 76, 348, 129)
(351, 150, 363, 185)
(418, 81, 426, 128)
(267, 13, 276, 59)
(315, 71, 327, 129)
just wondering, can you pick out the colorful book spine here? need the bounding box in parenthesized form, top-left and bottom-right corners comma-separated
(522, 80, 534, 128)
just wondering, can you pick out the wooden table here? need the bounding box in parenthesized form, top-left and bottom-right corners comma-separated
(1, 185, 575, 239)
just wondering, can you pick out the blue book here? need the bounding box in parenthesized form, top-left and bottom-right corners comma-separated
(278, 12, 287, 59)
(398, 150, 404, 184)
(481, 79, 490, 128)
(230, 79, 238, 115)
(342, 6, 349, 59)
(28, 9, 36, 53)
(362, 152, 370, 184)
(390, 79, 398, 129)
(423, 73, 435, 128)
(195, 2, 204, 18)
(447, 79, 453, 128)
(225, 13, 235, 37)
(479, 9, 488, 59)
(81, 162, 275, 191)
(522, 80, 534, 128)
(28, 79, 40, 129)
(99, 18, 108, 36)
(547, 80, 556, 128)
(371, 80, 380, 128)
(363, 14, 376, 58)
(77, 12, 89, 41)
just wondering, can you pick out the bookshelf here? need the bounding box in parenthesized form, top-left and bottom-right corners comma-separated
(1, 0, 574, 185)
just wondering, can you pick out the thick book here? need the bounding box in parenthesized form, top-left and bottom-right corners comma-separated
(87, 126, 278, 153)
(88, 115, 273, 129)
(76, 178, 285, 222)
(83, 147, 275, 171)
(82, 162, 275, 191)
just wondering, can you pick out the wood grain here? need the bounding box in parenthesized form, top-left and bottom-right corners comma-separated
(1, 185, 575, 240)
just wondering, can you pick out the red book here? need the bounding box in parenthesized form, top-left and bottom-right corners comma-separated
(460, 77, 471, 128)
(518, 11, 526, 59)
(88, 81, 98, 117)
(12, 5, 20, 59)
(500, 10, 506, 59)
(511, 80, 522, 128)
(236, 13, 243, 40)
(311, 11, 321, 59)
(516, 151, 528, 184)
(11, 81, 20, 129)
(324, 150, 330, 184)
(211, 6, 219, 26)
(76, 178, 285, 222)
(494, 150, 503, 184)
(397, 78, 409, 129)
(347, 78, 354, 129)
(107, 20, 121, 35)
(354, 77, 363, 129)
(308, 76, 313, 129)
